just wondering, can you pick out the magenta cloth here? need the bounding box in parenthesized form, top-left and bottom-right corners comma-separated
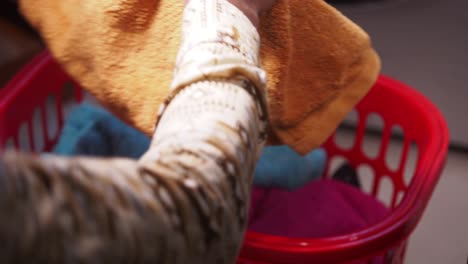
(248, 179, 390, 238)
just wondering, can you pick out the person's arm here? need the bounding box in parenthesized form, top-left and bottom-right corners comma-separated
(0, 0, 274, 263)
(185, 0, 276, 26)
(138, 0, 269, 260)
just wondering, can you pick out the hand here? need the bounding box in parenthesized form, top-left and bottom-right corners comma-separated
(248, 0, 278, 14)
(184, 0, 279, 27)
(225, 0, 278, 26)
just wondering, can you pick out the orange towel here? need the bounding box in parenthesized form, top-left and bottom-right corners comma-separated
(19, 0, 380, 155)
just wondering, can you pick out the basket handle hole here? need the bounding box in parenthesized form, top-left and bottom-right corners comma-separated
(357, 164, 375, 194)
(385, 125, 404, 172)
(362, 113, 384, 159)
(327, 156, 349, 179)
(18, 122, 30, 152)
(403, 142, 419, 187)
(32, 107, 45, 152)
(45, 95, 59, 140)
(377, 176, 394, 208)
(334, 110, 359, 150)
(394, 190, 405, 208)
(343, 109, 359, 125)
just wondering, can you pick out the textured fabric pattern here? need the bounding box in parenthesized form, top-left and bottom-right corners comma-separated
(53, 103, 151, 158)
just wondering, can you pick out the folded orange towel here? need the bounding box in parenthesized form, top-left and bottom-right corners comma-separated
(19, 0, 380, 154)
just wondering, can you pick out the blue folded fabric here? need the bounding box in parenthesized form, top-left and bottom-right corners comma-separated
(54, 103, 326, 189)
(54, 103, 150, 158)
(254, 146, 326, 190)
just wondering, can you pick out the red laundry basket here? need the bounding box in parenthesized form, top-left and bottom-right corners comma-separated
(0, 51, 449, 264)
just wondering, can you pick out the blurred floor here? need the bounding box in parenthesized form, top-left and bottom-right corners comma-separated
(406, 150, 468, 264)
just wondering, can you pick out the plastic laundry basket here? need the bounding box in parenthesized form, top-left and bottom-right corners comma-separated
(0, 51, 449, 264)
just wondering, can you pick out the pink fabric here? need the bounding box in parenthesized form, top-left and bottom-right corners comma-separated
(248, 179, 389, 238)
(247, 179, 390, 263)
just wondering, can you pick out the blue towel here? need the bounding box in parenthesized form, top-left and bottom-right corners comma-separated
(54, 103, 150, 158)
(54, 103, 326, 190)
(254, 146, 326, 190)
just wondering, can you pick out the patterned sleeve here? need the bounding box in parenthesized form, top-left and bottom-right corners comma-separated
(0, 78, 265, 264)
(0, 0, 268, 263)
